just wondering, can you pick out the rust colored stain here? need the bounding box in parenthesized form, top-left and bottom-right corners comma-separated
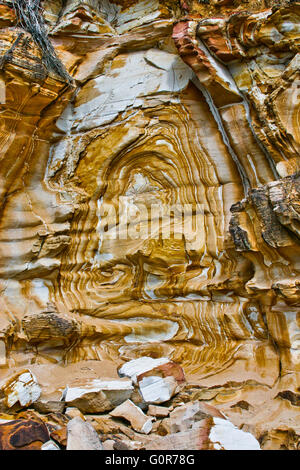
(0, 419, 50, 450)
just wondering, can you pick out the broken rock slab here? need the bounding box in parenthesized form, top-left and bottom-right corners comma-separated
(21, 311, 80, 344)
(148, 405, 170, 418)
(1, 370, 41, 408)
(34, 400, 65, 414)
(67, 417, 103, 450)
(62, 378, 133, 413)
(41, 439, 61, 450)
(110, 399, 153, 435)
(119, 357, 185, 404)
(86, 414, 137, 439)
(209, 417, 261, 450)
(168, 401, 226, 433)
(0, 418, 50, 450)
(139, 375, 180, 405)
(119, 357, 185, 384)
(50, 426, 67, 447)
(65, 407, 86, 420)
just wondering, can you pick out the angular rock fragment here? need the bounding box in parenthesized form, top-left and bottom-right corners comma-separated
(34, 400, 65, 414)
(62, 379, 133, 413)
(168, 401, 225, 433)
(119, 357, 185, 403)
(41, 439, 61, 450)
(139, 375, 179, 404)
(1, 370, 41, 408)
(22, 311, 80, 344)
(145, 420, 211, 450)
(0, 341, 6, 366)
(147, 405, 170, 418)
(119, 357, 185, 384)
(66, 417, 103, 450)
(209, 417, 261, 450)
(102, 439, 115, 450)
(110, 399, 153, 434)
(145, 417, 261, 450)
(86, 414, 136, 439)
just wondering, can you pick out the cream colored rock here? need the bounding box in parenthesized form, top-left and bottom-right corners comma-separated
(66, 417, 103, 450)
(102, 439, 115, 450)
(147, 405, 170, 418)
(65, 407, 86, 420)
(119, 357, 172, 383)
(0, 341, 6, 366)
(41, 440, 61, 450)
(119, 357, 185, 403)
(62, 379, 134, 413)
(0, 0, 299, 451)
(144, 418, 261, 450)
(1, 370, 41, 408)
(209, 418, 261, 451)
(138, 376, 179, 404)
(110, 399, 153, 434)
(34, 400, 65, 414)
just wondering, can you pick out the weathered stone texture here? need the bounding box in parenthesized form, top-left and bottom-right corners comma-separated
(0, 0, 299, 450)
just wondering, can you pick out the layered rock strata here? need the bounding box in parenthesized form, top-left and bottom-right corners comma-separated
(0, 0, 299, 449)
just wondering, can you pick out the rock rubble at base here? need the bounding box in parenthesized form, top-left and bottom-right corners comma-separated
(66, 417, 103, 450)
(0, 0, 299, 452)
(0, 370, 41, 409)
(110, 399, 154, 434)
(61, 378, 134, 413)
(0, 358, 263, 450)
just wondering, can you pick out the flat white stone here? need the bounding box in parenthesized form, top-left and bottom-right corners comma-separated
(41, 440, 61, 450)
(67, 417, 103, 450)
(119, 357, 170, 383)
(138, 376, 174, 404)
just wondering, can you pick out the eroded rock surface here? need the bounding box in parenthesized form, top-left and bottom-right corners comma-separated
(0, 0, 299, 450)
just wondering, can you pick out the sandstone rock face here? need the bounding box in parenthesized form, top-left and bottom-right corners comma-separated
(0, 0, 299, 450)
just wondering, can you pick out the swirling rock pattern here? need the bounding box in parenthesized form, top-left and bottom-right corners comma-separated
(0, 0, 299, 449)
